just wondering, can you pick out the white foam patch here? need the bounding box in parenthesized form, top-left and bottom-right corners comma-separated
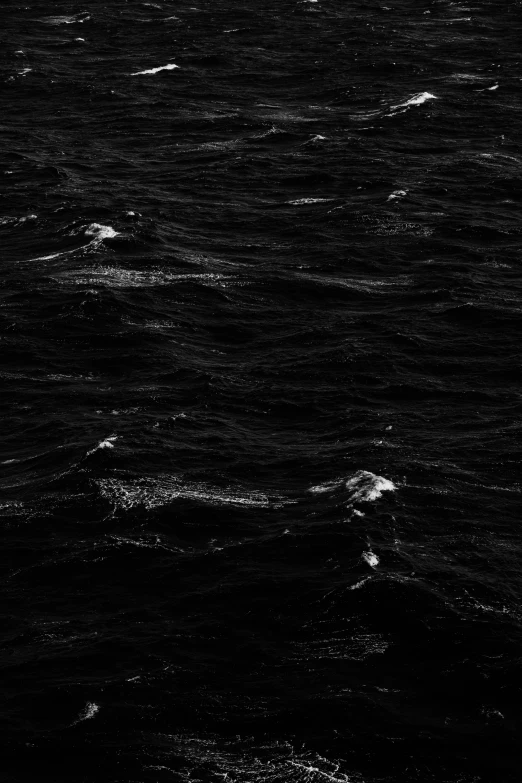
(293, 631, 389, 662)
(287, 197, 334, 205)
(107, 533, 184, 554)
(42, 14, 90, 25)
(451, 73, 488, 81)
(348, 576, 373, 591)
(288, 760, 352, 783)
(97, 475, 292, 512)
(54, 267, 233, 289)
(140, 737, 353, 783)
(131, 63, 179, 76)
(308, 478, 345, 494)
(346, 470, 396, 502)
(32, 250, 73, 262)
(297, 271, 413, 294)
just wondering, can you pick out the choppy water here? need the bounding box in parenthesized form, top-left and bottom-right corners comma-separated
(1, 1, 521, 781)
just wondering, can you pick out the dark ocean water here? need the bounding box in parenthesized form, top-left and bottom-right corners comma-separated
(1, 1, 521, 781)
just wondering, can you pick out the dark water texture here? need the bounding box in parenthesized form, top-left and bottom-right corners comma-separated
(1, 1, 521, 781)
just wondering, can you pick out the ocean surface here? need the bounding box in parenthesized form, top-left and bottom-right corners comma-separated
(1, 1, 521, 781)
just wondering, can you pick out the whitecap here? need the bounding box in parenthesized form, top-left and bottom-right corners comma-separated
(389, 92, 438, 114)
(309, 470, 395, 506)
(301, 134, 326, 147)
(1, 214, 37, 225)
(131, 63, 179, 76)
(387, 189, 408, 201)
(85, 223, 119, 241)
(72, 702, 99, 726)
(346, 470, 396, 502)
(362, 549, 379, 568)
(86, 435, 118, 456)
